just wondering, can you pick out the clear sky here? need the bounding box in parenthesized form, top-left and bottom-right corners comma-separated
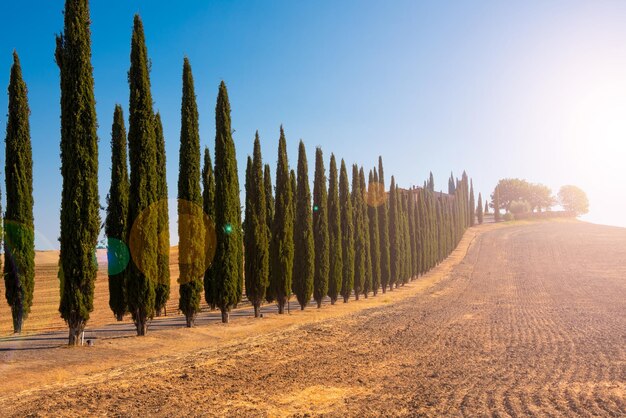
(1, 1, 625, 249)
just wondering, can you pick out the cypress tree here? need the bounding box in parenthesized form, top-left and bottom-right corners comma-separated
(448, 172, 456, 195)
(388, 176, 399, 290)
(154, 112, 170, 317)
(105, 105, 129, 321)
(428, 171, 435, 192)
(4, 51, 35, 334)
(269, 126, 294, 314)
(484, 199, 489, 214)
(407, 190, 417, 279)
(178, 58, 204, 327)
(469, 179, 475, 227)
(312, 147, 329, 308)
(55, 0, 100, 345)
(293, 141, 314, 310)
(351, 165, 365, 300)
(477, 193, 484, 224)
(213, 81, 242, 323)
(202, 147, 216, 309)
(339, 160, 354, 302)
(368, 170, 381, 296)
(263, 163, 274, 304)
(244, 132, 269, 317)
(359, 167, 372, 298)
(327, 154, 342, 304)
(377, 157, 390, 293)
(126, 15, 158, 335)
(412, 189, 421, 277)
(401, 189, 411, 285)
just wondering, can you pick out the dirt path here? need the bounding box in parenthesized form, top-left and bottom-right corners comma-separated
(1, 220, 624, 417)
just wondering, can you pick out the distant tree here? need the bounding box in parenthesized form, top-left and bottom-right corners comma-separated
(494, 187, 501, 222)
(244, 133, 269, 317)
(368, 170, 381, 295)
(509, 200, 531, 215)
(339, 160, 354, 302)
(377, 157, 390, 293)
(351, 165, 365, 299)
(476, 193, 484, 224)
(448, 172, 456, 195)
(269, 127, 294, 314)
(4, 52, 35, 334)
(292, 141, 314, 309)
(469, 180, 475, 227)
(263, 163, 274, 303)
(484, 199, 489, 214)
(126, 15, 158, 336)
(213, 81, 242, 323)
(177, 58, 204, 327)
(105, 105, 129, 321)
(388, 176, 400, 290)
(202, 147, 216, 309)
(558, 185, 589, 215)
(327, 154, 342, 304)
(56, 0, 101, 344)
(312, 147, 329, 308)
(359, 167, 372, 297)
(427, 171, 435, 192)
(527, 183, 554, 212)
(154, 112, 170, 317)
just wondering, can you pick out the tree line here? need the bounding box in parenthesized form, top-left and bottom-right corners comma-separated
(2, 0, 478, 344)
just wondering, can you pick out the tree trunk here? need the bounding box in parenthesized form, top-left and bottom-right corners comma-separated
(278, 300, 285, 314)
(355, 293, 360, 301)
(343, 295, 349, 303)
(221, 309, 229, 323)
(115, 313, 124, 321)
(382, 287, 386, 294)
(155, 308, 162, 317)
(330, 298, 336, 305)
(134, 310, 148, 336)
(67, 317, 85, 346)
(300, 304, 305, 311)
(185, 312, 194, 328)
(364, 293, 368, 299)
(253, 304, 260, 318)
(13, 310, 23, 334)
(316, 300, 322, 309)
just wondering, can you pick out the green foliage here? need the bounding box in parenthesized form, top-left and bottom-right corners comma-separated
(377, 157, 390, 293)
(476, 193, 484, 224)
(558, 185, 589, 215)
(55, 0, 100, 344)
(339, 160, 354, 302)
(4, 52, 35, 334)
(105, 105, 129, 321)
(213, 81, 242, 323)
(359, 167, 372, 297)
(388, 177, 400, 289)
(509, 200, 531, 215)
(178, 58, 204, 327)
(368, 170, 381, 296)
(244, 133, 269, 317)
(327, 154, 342, 304)
(494, 187, 501, 222)
(202, 147, 216, 309)
(351, 165, 365, 299)
(469, 180, 475, 227)
(263, 163, 274, 303)
(154, 112, 170, 317)
(292, 141, 315, 309)
(312, 147, 329, 307)
(491, 178, 553, 213)
(269, 127, 294, 314)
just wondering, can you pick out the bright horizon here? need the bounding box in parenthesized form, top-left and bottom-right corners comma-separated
(1, 0, 625, 250)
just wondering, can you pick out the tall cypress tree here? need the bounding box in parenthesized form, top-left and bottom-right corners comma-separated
(428, 171, 435, 192)
(154, 112, 170, 317)
(359, 167, 372, 298)
(351, 165, 365, 300)
(213, 81, 242, 323)
(339, 160, 354, 302)
(263, 163, 274, 304)
(494, 187, 501, 222)
(244, 133, 269, 317)
(477, 192, 484, 224)
(401, 191, 411, 285)
(202, 147, 216, 309)
(4, 51, 35, 334)
(377, 157, 390, 293)
(178, 58, 204, 327)
(412, 189, 421, 277)
(312, 147, 329, 308)
(469, 179, 475, 227)
(269, 126, 294, 314)
(484, 199, 489, 214)
(407, 189, 417, 279)
(388, 176, 399, 290)
(56, 0, 100, 345)
(105, 105, 129, 321)
(327, 154, 342, 304)
(126, 15, 158, 336)
(368, 170, 381, 296)
(293, 141, 314, 310)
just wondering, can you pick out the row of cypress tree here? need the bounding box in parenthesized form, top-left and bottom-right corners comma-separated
(1, 0, 480, 343)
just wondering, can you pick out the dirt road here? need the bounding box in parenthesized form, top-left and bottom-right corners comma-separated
(0, 220, 624, 416)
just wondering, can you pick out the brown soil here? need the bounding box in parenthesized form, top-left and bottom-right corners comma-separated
(0, 220, 624, 417)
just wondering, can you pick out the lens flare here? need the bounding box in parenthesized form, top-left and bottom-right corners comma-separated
(106, 238, 130, 275)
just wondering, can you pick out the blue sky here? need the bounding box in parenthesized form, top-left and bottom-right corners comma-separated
(1, 1, 625, 249)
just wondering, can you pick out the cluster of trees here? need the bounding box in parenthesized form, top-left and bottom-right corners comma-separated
(2, 0, 476, 344)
